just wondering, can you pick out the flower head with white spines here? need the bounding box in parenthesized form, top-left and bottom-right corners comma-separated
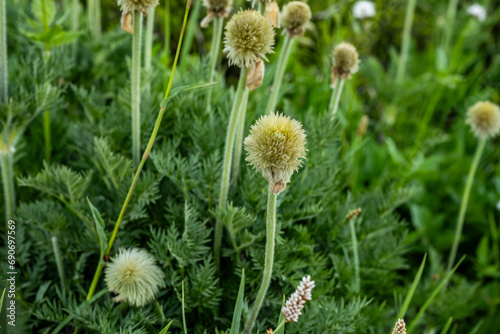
(281, 275, 315, 322)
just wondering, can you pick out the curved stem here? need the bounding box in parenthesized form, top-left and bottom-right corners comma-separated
(447, 138, 486, 273)
(214, 67, 249, 269)
(132, 12, 143, 166)
(206, 17, 224, 112)
(0, 0, 7, 103)
(85, 0, 192, 301)
(266, 34, 293, 113)
(329, 78, 345, 119)
(244, 186, 277, 334)
(1, 150, 15, 221)
(231, 88, 250, 190)
(396, 0, 417, 82)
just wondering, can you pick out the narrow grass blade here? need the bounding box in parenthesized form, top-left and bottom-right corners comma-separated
(51, 288, 107, 334)
(440, 317, 453, 334)
(397, 253, 427, 319)
(182, 280, 187, 334)
(230, 268, 245, 334)
(158, 320, 174, 334)
(0, 288, 5, 314)
(407, 255, 465, 333)
(275, 294, 286, 334)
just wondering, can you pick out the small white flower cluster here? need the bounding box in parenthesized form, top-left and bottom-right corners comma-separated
(467, 4, 486, 22)
(281, 275, 315, 322)
(353, 1, 376, 19)
(391, 319, 406, 334)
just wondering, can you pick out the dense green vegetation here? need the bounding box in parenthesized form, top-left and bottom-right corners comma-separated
(1, 0, 499, 333)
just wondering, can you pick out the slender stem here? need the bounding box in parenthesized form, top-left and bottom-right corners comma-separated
(244, 186, 277, 334)
(145, 7, 155, 72)
(443, 0, 459, 53)
(230, 88, 250, 190)
(51, 236, 65, 287)
(71, 0, 79, 60)
(0, 0, 7, 103)
(329, 78, 345, 119)
(182, 280, 188, 334)
(396, 0, 417, 82)
(0, 150, 15, 221)
(132, 12, 143, 166)
(85, 0, 192, 301)
(93, 0, 102, 38)
(447, 138, 486, 273)
(214, 66, 249, 270)
(266, 34, 293, 113)
(206, 17, 224, 112)
(164, 0, 170, 58)
(180, 0, 201, 66)
(275, 319, 286, 333)
(349, 218, 360, 293)
(43, 111, 51, 163)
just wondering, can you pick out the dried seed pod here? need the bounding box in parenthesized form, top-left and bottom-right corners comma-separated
(265, 1, 280, 27)
(121, 12, 134, 34)
(224, 10, 275, 68)
(281, 1, 312, 37)
(465, 101, 500, 139)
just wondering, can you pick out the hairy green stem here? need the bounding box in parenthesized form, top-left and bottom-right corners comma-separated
(329, 78, 345, 119)
(244, 187, 277, 334)
(443, 0, 459, 53)
(0, 0, 7, 103)
(231, 88, 250, 190)
(396, 0, 417, 82)
(214, 66, 249, 270)
(145, 7, 155, 72)
(1, 150, 14, 220)
(266, 34, 294, 113)
(206, 17, 224, 112)
(132, 12, 143, 166)
(86, 0, 192, 301)
(447, 138, 486, 273)
(51, 236, 65, 287)
(43, 111, 51, 163)
(88, 0, 101, 38)
(349, 218, 360, 293)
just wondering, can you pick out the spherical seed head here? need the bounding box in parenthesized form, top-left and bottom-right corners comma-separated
(281, 1, 312, 36)
(203, 0, 232, 12)
(105, 248, 165, 307)
(117, 0, 159, 14)
(332, 42, 360, 79)
(223, 10, 275, 68)
(466, 101, 500, 139)
(244, 112, 307, 195)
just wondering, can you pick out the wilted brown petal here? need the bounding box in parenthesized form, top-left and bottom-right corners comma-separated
(121, 12, 134, 34)
(246, 59, 265, 91)
(265, 1, 280, 27)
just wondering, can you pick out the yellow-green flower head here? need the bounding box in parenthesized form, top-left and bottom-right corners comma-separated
(105, 248, 165, 307)
(466, 101, 500, 139)
(203, 0, 232, 12)
(244, 112, 307, 195)
(281, 1, 312, 36)
(117, 0, 159, 14)
(332, 42, 360, 79)
(223, 10, 275, 68)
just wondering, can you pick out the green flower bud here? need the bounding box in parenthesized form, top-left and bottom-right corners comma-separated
(281, 1, 312, 36)
(117, 0, 159, 14)
(332, 42, 360, 80)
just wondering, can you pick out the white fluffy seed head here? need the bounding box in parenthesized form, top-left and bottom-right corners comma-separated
(353, 1, 376, 19)
(105, 248, 165, 307)
(281, 275, 315, 322)
(467, 4, 486, 22)
(465, 101, 500, 139)
(117, 0, 159, 14)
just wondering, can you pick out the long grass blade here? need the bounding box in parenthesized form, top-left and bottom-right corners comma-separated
(397, 253, 427, 319)
(158, 320, 174, 334)
(230, 268, 245, 334)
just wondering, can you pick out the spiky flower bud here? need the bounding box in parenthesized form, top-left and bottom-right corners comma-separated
(117, 0, 159, 14)
(223, 10, 275, 68)
(331, 42, 360, 81)
(281, 275, 315, 322)
(281, 1, 312, 37)
(105, 248, 165, 307)
(465, 101, 500, 139)
(245, 112, 307, 195)
(201, 0, 233, 28)
(391, 319, 406, 334)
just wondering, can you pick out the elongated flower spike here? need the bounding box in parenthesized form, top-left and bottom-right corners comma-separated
(105, 248, 165, 307)
(282, 275, 315, 322)
(224, 10, 275, 90)
(391, 319, 406, 334)
(201, 0, 233, 28)
(244, 112, 307, 195)
(331, 42, 360, 86)
(465, 101, 500, 140)
(281, 1, 312, 37)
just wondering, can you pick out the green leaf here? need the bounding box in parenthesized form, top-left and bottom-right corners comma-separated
(229, 268, 245, 334)
(25, 25, 81, 46)
(397, 253, 426, 319)
(275, 295, 286, 334)
(407, 256, 466, 334)
(87, 198, 108, 263)
(31, 0, 56, 28)
(158, 320, 174, 334)
(440, 317, 453, 334)
(160, 82, 216, 110)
